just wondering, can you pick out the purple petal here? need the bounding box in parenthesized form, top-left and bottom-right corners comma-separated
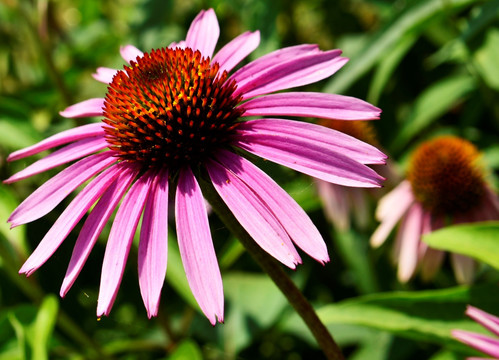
(61, 164, 138, 296)
(233, 50, 348, 99)
(8, 152, 116, 227)
(19, 164, 123, 276)
(184, 9, 219, 59)
(138, 168, 169, 318)
(451, 253, 475, 285)
(97, 169, 154, 317)
(240, 92, 381, 120)
(212, 31, 260, 74)
(216, 150, 328, 263)
(59, 98, 105, 118)
(371, 181, 415, 247)
(452, 330, 499, 358)
(396, 202, 424, 282)
(92, 67, 118, 84)
(7, 123, 105, 162)
(316, 180, 350, 231)
(175, 167, 223, 325)
(233, 121, 384, 188)
(206, 159, 302, 268)
(120, 45, 143, 63)
(235, 118, 386, 165)
(231, 44, 319, 84)
(5, 136, 108, 183)
(467, 306, 499, 337)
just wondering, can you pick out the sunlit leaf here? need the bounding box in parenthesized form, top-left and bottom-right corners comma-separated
(423, 222, 499, 270)
(30, 295, 59, 360)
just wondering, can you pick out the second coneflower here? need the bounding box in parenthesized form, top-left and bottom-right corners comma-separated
(6, 9, 385, 324)
(371, 135, 499, 283)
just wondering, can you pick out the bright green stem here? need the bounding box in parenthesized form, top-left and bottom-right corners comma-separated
(200, 178, 344, 360)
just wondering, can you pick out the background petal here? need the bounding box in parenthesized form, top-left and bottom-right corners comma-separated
(184, 9, 219, 59)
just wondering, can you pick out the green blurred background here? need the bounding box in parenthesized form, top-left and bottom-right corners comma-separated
(1, 0, 499, 359)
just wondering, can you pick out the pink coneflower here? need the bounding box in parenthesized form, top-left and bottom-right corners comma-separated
(371, 136, 499, 284)
(5, 9, 385, 324)
(315, 119, 385, 231)
(452, 305, 499, 359)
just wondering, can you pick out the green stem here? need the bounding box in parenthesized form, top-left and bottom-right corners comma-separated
(200, 178, 344, 360)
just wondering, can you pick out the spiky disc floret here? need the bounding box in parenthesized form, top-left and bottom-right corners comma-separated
(102, 47, 243, 170)
(407, 136, 486, 215)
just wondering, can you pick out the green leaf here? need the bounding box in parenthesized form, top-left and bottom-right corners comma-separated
(474, 27, 499, 90)
(391, 74, 475, 152)
(167, 339, 203, 360)
(30, 295, 59, 360)
(423, 222, 499, 270)
(323, 0, 476, 94)
(315, 284, 499, 351)
(0, 118, 42, 151)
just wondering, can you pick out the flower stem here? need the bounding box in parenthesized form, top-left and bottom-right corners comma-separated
(200, 177, 344, 360)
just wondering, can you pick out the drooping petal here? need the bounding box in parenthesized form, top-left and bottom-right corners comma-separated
(97, 170, 154, 317)
(452, 330, 499, 358)
(396, 202, 424, 282)
(233, 122, 384, 188)
(120, 45, 144, 63)
(451, 253, 475, 285)
(93, 67, 119, 84)
(233, 50, 348, 99)
(212, 31, 260, 74)
(466, 306, 499, 336)
(19, 164, 123, 276)
(206, 159, 302, 268)
(240, 92, 381, 120)
(371, 181, 415, 247)
(175, 167, 223, 325)
(316, 180, 350, 231)
(235, 118, 386, 165)
(230, 44, 319, 84)
(184, 9, 219, 59)
(59, 98, 105, 118)
(138, 168, 169, 318)
(216, 150, 328, 263)
(420, 212, 445, 281)
(7, 123, 105, 162)
(5, 136, 108, 183)
(8, 152, 116, 227)
(61, 164, 138, 296)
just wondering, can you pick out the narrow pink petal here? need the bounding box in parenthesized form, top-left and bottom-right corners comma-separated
(61, 164, 138, 296)
(120, 45, 143, 63)
(467, 306, 499, 336)
(138, 168, 169, 318)
(350, 187, 369, 229)
(97, 170, 154, 317)
(420, 212, 445, 281)
(235, 118, 386, 165)
(92, 67, 119, 84)
(5, 136, 108, 183)
(7, 123, 105, 162)
(168, 40, 186, 49)
(175, 167, 223, 325)
(452, 330, 499, 358)
(212, 31, 260, 73)
(241, 92, 381, 120)
(233, 125, 384, 188)
(396, 202, 424, 283)
(184, 9, 219, 59)
(230, 44, 319, 84)
(233, 50, 348, 99)
(451, 253, 475, 284)
(206, 159, 302, 268)
(316, 180, 350, 231)
(19, 164, 123, 276)
(59, 98, 105, 118)
(8, 152, 116, 227)
(216, 150, 328, 263)
(371, 182, 415, 247)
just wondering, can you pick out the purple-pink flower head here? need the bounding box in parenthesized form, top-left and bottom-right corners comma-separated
(371, 136, 499, 284)
(5, 9, 385, 324)
(453, 305, 499, 359)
